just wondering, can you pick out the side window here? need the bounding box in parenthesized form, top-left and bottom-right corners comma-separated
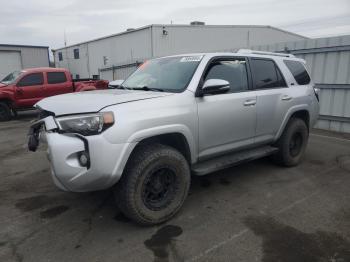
(58, 52, 63, 61)
(204, 59, 248, 93)
(17, 73, 44, 87)
(250, 59, 286, 89)
(47, 72, 67, 84)
(284, 60, 311, 85)
(73, 49, 79, 59)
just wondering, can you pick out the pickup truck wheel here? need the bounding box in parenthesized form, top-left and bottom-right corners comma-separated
(273, 118, 308, 167)
(0, 102, 11, 122)
(115, 144, 190, 225)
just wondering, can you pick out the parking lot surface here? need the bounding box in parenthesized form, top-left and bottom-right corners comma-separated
(1, 112, 350, 262)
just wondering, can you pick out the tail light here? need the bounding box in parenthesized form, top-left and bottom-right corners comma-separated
(313, 85, 320, 102)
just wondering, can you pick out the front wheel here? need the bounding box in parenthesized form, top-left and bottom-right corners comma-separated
(115, 144, 190, 225)
(273, 118, 309, 166)
(0, 102, 12, 122)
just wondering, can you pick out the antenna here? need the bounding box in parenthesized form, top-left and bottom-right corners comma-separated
(64, 29, 67, 47)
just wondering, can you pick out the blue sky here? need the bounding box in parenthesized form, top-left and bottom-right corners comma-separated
(0, 0, 349, 49)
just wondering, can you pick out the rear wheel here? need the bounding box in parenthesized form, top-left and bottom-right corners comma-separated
(115, 144, 190, 225)
(273, 118, 308, 166)
(0, 102, 11, 122)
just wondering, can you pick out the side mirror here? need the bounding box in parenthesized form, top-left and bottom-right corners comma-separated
(108, 79, 124, 89)
(200, 79, 230, 95)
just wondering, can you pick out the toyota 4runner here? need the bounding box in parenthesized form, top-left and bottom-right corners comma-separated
(28, 50, 320, 225)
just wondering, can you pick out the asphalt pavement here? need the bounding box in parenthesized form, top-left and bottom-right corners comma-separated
(0, 111, 349, 262)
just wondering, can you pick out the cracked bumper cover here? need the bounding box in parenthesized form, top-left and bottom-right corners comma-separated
(38, 117, 135, 192)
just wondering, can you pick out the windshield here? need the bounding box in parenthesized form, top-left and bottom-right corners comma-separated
(1, 71, 22, 85)
(122, 56, 202, 92)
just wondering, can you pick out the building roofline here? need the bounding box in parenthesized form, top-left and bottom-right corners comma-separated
(52, 24, 307, 51)
(0, 44, 49, 49)
(52, 25, 153, 51)
(267, 26, 309, 39)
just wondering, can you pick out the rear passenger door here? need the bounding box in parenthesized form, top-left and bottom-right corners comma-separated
(197, 57, 257, 159)
(44, 71, 72, 97)
(248, 58, 291, 144)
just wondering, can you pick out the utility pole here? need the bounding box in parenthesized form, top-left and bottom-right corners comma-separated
(64, 29, 70, 71)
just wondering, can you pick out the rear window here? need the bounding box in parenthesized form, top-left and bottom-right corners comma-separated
(47, 72, 67, 84)
(284, 60, 311, 85)
(250, 59, 286, 89)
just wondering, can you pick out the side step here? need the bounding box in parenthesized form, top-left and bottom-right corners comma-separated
(191, 146, 279, 176)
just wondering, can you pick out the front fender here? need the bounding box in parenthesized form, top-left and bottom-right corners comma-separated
(127, 124, 196, 164)
(0, 91, 13, 100)
(274, 104, 310, 141)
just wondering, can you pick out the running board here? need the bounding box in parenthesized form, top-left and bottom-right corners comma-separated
(192, 146, 279, 176)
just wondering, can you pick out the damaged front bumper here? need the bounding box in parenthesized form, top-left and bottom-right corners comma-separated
(28, 116, 135, 192)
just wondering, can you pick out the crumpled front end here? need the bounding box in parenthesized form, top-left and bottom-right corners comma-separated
(28, 115, 136, 192)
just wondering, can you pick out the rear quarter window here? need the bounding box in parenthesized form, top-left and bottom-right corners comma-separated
(284, 60, 311, 85)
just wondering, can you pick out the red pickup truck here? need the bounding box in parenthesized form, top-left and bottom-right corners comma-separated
(0, 67, 108, 121)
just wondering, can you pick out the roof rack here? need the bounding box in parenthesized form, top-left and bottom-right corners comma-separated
(237, 49, 295, 58)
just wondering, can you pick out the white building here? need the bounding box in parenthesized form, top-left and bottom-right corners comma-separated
(0, 44, 50, 79)
(52, 23, 307, 81)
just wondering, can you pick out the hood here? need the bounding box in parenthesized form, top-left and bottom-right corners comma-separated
(0, 83, 7, 88)
(36, 89, 173, 116)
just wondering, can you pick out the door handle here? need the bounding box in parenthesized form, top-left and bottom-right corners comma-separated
(281, 95, 292, 101)
(244, 99, 256, 106)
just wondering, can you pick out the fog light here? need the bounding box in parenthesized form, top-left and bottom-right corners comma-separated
(79, 152, 89, 167)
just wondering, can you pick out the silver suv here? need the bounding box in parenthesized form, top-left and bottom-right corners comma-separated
(28, 50, 320, 225)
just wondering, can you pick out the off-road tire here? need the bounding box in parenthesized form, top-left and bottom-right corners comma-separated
(115, 143, 190, 225)
(273, 118, 309, 167)
(0, 102, 12, 122)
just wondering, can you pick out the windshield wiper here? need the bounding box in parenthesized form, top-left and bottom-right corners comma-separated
(127, 86, 164, 92)
(115, 85, 129, 90)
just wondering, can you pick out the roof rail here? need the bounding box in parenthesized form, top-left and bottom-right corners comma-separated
(237, 49, 295, 58)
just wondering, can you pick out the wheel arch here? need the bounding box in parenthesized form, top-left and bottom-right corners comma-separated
(0, 98, 14, 107)
(0, 98, 14, 121)
(132, 132, 192, 164)
(275, 105, 310, 141)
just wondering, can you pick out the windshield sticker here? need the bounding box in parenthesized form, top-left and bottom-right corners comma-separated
(180, 56, 203, 62)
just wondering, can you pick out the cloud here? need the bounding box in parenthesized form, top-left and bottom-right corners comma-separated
(0, 0, 349, 52)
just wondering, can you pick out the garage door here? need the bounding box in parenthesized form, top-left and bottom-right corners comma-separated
(0, 51, 22, 80)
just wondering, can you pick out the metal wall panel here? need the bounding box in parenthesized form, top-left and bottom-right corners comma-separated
(152, 25, 305, 57)
(54, 27, 151, 79)
(54, 25, 305, 79)
(100, 64, 138, 81)
(88, 27, 151, 77)
(100, 69, 113, 81)
(251, 35, 350, 133)
(114, 66, 137, 80)
(55, 44, 90, 78)
(0, 51, 22, 79)
(0, 45, 49, 78)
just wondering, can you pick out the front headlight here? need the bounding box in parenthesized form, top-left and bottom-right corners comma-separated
(56, 112, 114, 136)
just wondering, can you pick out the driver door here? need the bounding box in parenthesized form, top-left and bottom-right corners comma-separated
(15, 73, 45, 108)
(196, 57, 257, 160)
